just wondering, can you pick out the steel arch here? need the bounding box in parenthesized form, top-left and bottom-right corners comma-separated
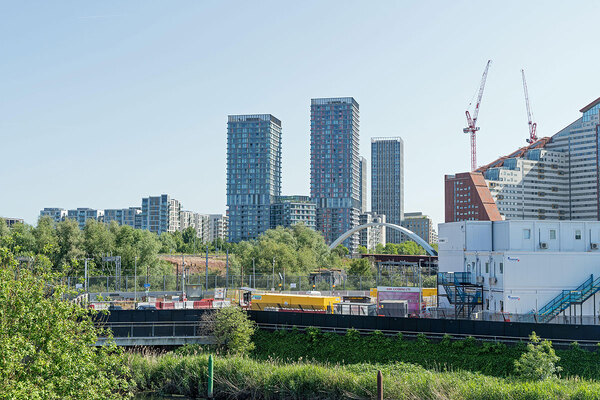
(328, 222, 437, 256)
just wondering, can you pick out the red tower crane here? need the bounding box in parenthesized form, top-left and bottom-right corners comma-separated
(521, 69, 538, 144)
(464, 59, 492, 171)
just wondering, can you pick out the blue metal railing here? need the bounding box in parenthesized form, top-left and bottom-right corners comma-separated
(438, 272, 480, 305)
(534, 275, 600, 323)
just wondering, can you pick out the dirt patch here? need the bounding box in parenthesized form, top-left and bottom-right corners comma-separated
(159, 254, 228, 274)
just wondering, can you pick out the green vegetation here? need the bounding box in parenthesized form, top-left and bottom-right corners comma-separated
(252, 329, 600, 380)
(514, 332, 562, 380)
(232, 224, 342, 275)
(0, 216, 170, 276)
(129, 353, 600, 400)
(201, 306, 257, 355)
(0, 247, 131, 399)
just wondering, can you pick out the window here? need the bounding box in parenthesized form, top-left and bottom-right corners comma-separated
(486, 299, 489, 310)
(550, 229, 556, 240)
(523, 229, 531, 239)
(575, 230, 582, 240)
(485, 262, 489, 273)
(500, 300, 504, 312)
(499, 262, 503, 274)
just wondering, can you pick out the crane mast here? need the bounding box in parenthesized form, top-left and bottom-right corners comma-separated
(521, 69, 538, 144)
(464, 60, 492, 171)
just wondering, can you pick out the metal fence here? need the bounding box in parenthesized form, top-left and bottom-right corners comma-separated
(62, 273, 436, 294)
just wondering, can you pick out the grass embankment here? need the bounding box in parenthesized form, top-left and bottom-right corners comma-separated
(252, 328, 600, 380)
(129, 353, 600, 400)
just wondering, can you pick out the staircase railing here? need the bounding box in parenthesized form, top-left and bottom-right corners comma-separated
(535, 275, 600, 323)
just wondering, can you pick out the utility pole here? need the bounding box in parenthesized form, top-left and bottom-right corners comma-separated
(226, 249, 229, 290)
(205, 245, 209, 293)
(134, 256, 138, 305)
(272, 257, 275, 291)
(418, 260, 423, 318)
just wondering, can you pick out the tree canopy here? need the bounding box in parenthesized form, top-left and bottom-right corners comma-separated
(232, 224, 341, 275)
(0, 247, 131, 399)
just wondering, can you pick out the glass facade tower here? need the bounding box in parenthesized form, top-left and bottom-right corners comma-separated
(227, 114, 282, 242)
(310, 97, 361, 251)
(371, 137, 404, 243)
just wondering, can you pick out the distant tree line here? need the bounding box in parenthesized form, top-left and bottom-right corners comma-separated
(1, 217, 433, 277)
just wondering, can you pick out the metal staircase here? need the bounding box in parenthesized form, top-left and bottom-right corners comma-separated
(533, 274, 600, 323)
(438, 272, 483, 319)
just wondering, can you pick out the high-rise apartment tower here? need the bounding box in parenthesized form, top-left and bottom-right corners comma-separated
(227, 114, 282, 242)
(310, 97, 361, 251)
(371, 137, 404, 243)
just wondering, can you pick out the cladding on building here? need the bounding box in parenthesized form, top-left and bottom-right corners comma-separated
(359, 212, 386, 250)
(67, 208, 104, 230)
(359, 156, 368, 213)
(208, 214, 228, 242)
(104, 207, 142, 229)
(310, 98, 361, 250)
(270, 195, 316, 230)
(445, 97, 600, 222)
(141, 194, 181, 235)
(371, 137, 404, 243)
(227, 114, 282, 242)
(401, 212, 438, 244)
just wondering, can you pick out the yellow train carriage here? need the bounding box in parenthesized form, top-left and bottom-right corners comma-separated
(250, 292, 341, 313)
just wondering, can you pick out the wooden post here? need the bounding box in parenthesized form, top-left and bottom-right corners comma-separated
(208, 354, 214, 398)
(377, 370, 383, 400)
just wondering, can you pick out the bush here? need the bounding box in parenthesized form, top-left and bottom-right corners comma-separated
(514, 332, 562, 381)
(202, 306, 256, 355)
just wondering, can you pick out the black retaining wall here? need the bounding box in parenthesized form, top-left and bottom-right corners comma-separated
(98, 310, 600, 341)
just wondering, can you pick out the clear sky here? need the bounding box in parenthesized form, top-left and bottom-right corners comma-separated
(2, 1, 600, 226)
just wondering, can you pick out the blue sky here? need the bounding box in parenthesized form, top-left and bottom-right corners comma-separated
(2, 1, 600, 226)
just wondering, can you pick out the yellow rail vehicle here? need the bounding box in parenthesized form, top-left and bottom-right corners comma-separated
(250, 293, 341, 313)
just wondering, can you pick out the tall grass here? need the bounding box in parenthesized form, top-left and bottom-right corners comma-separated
(129, 353, 600, 399)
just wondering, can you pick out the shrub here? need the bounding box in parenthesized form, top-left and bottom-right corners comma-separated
(514, 332, 562, 381)
(202, 306, 256, 355)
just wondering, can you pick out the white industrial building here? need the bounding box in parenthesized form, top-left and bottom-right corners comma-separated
(437, 220, 600, 322)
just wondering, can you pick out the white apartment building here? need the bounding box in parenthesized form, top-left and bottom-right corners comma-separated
(180, 210, 209, 242)
(40, 207, 68, 222)
(208, 214, 228, 242)
(438, 220, 600, 320)
(359, 212, 386, 250)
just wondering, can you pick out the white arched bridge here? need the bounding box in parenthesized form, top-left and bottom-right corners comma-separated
(328, 222, 438, 256)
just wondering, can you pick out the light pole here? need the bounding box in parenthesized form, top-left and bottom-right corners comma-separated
(272, 257, 275, 291)
(252, 258, 255, 289)
(134, 256, 138, 306)
(418, 260, 423, 318)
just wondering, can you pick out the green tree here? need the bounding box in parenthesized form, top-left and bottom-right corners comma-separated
(348, 257, 373, 276)
(514, 332, 562, 380)
(159, 232, 177, 254)
(202, 306, 256, 355)
(233, 225, 337, 276)
(357, 245, 368, 255)
(332, 245, 349, 258)
(55, 219, 85, 274)
(0, 247, 131, 399)
(33, 216, 58, 257)
(8, 221, 36, 255)
(83, 219, 115, 263)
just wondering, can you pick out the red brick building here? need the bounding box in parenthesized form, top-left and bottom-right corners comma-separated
(444, 172, 502, 222)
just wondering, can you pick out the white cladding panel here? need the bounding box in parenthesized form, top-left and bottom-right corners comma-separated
(439, 220, 600, 316)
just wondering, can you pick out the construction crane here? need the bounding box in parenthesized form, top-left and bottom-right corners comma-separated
(521, 69, 538, 144)
(464, 59, 492, 171)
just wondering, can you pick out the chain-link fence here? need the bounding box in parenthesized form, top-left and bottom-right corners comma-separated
(65, 272, 437, 293)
